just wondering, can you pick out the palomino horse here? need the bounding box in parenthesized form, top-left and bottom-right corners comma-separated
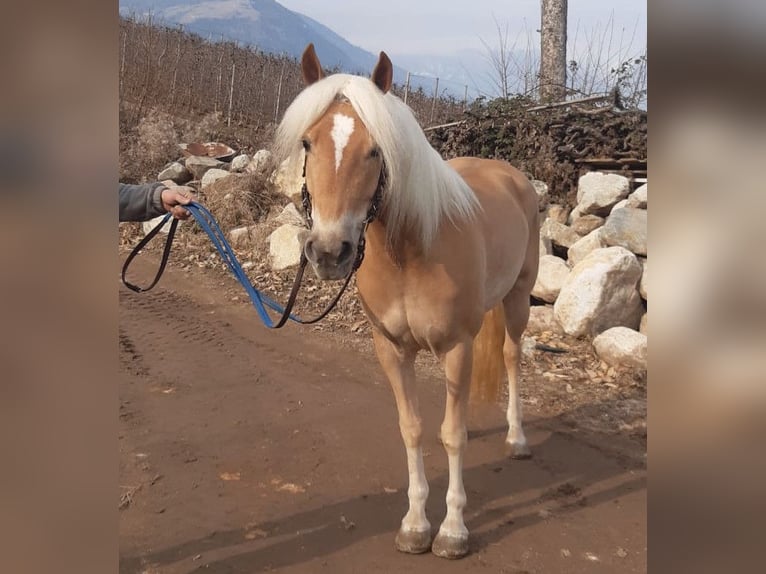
(274, 44, 539, 559)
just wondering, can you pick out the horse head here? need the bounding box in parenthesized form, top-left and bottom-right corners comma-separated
(298, 44, 392, 280)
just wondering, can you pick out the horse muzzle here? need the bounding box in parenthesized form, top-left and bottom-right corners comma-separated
(304, 235, 356, 280)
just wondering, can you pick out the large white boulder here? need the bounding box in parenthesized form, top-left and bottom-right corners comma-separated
(593, 326, 647, 370)
(567, 227, 607, 267)
(601, 206, 647, 256)
(228, 225, 259, 250)
(274, 203, 306, 227)
(540, 218, 581, 249)
(230, 154, 251, 173)
(200, 168, 230, 189)
(268, 224, 305, 270)
(532, 255, 570, 303)
(571, 214, 605, 236)
(639, 259, 648, 300)
(554, 246, 643, 337)
(626, 183, 647, 209)
(547, 204, 569, 225)
(576, 172, 631, 216)
(247, 149, 274, 175)
(270, 150, 305, 204)
(527, 305, 564, 334)
(185, 155, 225, 180)
(157, 161, 192, 184)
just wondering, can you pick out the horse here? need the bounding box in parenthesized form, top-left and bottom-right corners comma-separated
(273, 44, 540, 559)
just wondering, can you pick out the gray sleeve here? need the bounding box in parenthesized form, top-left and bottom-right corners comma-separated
(119, 182, 167, 222)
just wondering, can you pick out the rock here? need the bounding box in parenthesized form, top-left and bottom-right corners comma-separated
(541, 218, 581, 249)
(157, 161, 192, 184)
(567, 228, 606, 267)
(554, 246, 644, 337)
(527, 305, 564, 334)
(626, 183, 647, 209)
(568, 205, 584, 225)
(639, 312, 647, 334)
(247, 149, 274, 175)
(521, 335, 538, 359)
(601, 207, 647, 256)
(576, 172, 630, 216)
(230, 154, 251, 173)
(571, 214, 605, 236)
(274, 203, 306, 227)
(593, 327, 647, 370)
(141, 213, 173, 235)
(270, 151, 305, 204)
(268, 224, 305, 270)
(610, 199, 629, 213)
(185, 155, 226, 180)
(539, 235, 553, 256)
(639, 260, 647, 299)
(547, 204, 569, 225)
(531, 180, 549, 210)
(200, 168, 230, 189)
(532, 255, 570, 303)
(228, 225, 258, 250)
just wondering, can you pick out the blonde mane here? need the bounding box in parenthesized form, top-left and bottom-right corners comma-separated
(273, 74, 479, 252)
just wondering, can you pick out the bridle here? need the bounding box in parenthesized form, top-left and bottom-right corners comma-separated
(272, 156, 386, 327)
(300, 157, 386, 272)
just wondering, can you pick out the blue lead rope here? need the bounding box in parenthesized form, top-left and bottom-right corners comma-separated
(122, 201, 342, 329)
(183, 201, 301, 326)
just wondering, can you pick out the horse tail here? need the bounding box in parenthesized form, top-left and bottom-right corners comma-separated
(469, 304, 506, 404)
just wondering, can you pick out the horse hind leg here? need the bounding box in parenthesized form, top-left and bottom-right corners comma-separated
(503, 285, 533, 459)
(432, 338, 472, 559)
(371, 330, 432, 554)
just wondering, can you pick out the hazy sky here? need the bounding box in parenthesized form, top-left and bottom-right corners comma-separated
(277, 0, 646, 56)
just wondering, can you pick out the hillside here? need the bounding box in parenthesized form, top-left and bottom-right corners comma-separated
(118, 0, 408, 80)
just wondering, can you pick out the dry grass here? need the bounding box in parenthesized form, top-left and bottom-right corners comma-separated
(200, 171, 284, 228)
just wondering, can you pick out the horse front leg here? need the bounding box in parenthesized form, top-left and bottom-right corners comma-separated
(372, 330, 432, 554)
(432, 339, 472, 559)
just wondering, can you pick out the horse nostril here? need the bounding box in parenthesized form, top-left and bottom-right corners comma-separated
(304, 238, 316, 261)
(338, 241, 353, 264)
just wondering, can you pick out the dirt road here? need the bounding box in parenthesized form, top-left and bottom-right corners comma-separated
(119, 258, 646, 573)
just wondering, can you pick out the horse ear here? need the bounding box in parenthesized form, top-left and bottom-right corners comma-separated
(301, 43, 324, 85)
(371, 51, 393, 94)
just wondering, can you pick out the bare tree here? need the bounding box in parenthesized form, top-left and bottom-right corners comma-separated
(480, 15, 513, 99)
(539, 0, 567, 102)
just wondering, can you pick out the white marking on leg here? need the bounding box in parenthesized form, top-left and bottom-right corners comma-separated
(401, 447, 430, 533)
(504, 335, 529, 449)
(331, 113, 355, 172)
(439, 447, 468, 539)
(506, 384, 527, 446)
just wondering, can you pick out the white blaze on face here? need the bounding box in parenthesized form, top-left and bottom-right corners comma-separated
(330, 113, 355, 172)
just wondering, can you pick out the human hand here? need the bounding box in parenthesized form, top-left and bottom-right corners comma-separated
(160, 186, 195, 220)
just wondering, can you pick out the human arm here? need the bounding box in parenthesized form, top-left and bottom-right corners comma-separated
(119, 182, 193, 222)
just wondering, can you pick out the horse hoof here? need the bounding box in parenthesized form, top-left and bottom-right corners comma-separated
(505, 441, 532, 459)
(431, 532, 469, 559)
(395, 528, 432, 554)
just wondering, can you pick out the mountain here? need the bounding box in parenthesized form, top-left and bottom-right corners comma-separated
(118, 0, 404, 80)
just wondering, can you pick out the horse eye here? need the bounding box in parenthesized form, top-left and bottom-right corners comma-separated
(302, 139, 311, 152)
(369, 147, 380, 158)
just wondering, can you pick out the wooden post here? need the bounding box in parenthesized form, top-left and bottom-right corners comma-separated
(119, 30, 127, 94)
(463, 84, 468, 111)
(429, 77, 440, 124)
(403, 71, 411, 105)
(214, 35, 224, 113)
(274, 59, 286, 122)
(227, 62, 235, 127)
